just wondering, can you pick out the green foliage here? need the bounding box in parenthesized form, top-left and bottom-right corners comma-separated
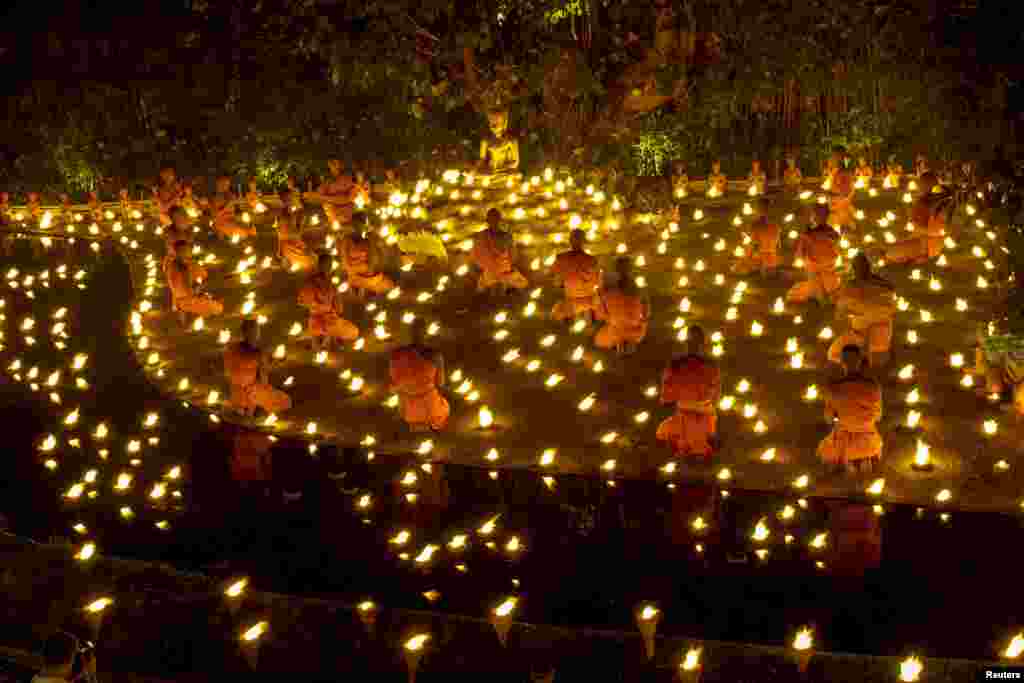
(545, 0, 583, 25)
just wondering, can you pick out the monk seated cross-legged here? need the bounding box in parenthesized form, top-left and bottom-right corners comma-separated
(883, 172, 946, 265)
(732, 198, 780, 276)
(828, 148, 857, 230)
(551, 229, 602, 323)
(818, 345, 883, 473)
(223, 318, 293, 417)
(313, 158, 357, 228)
(783, 156, 803, 190)
(389, 318, 450, 432)
(298, 253, 360, 351)
(471, 208, 529, 296)
(274, 190, 315, 271)
(786, 204, 841, 305)
(828, 253, 897, 368)
(594, 257, 648, 354)
(210, 176, 256, 240)
(166, 240, 224, 325)
(656, 326, 722, 459)
(162, 238, 208, 293)
(153, 166, 183, 227)
(341, 213, 396, 296)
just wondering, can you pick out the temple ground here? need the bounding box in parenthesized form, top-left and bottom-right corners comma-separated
(122, 174, 1022, 512)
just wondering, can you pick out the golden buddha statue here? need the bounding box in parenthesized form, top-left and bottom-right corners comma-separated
(479, 108, 520, 180)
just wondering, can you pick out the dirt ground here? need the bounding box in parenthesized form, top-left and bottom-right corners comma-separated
(123, 173, 1024, 512)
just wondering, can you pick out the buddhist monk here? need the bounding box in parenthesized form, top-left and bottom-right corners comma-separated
(595, 257, 648, 353)
(0, 192, 9, 223)
(471, 208, 529, 296)
(974, 324, 1024, 415)
(389, 317, 449, 432)
(315, 159, 356, 227)
(914, 153, 929, 178)
(119, 188, 133, 219)
(828, 149, 856, 229)
(783, 155, 803, 188)
(352, 169, 371, 207)
(162, 236, 207, 288)
(245, 177, 261, 210)
(656, 325, 721, 459)
(210, 176, 255, 239)
(855, 157, 873, 187)
(298, 253, 359, 351)
(818, 345, 883, 472)
(286, 176, 305, 211)
(884, 157, 903, 189)
(86, 191, 103, 222)
(551, 229, 602, 322)
(828, 253, 896, 368)
(223, 318, 292, 417)
(341, 214, 395, 296)
(732, 198, 780, 276)
(163, 206, 194, 252)
(373, 167, 400, 203)
(153, 167, 183, 226)
(883, 172, 946, 265)
(707, 160, 727, 196)
(27, 192, 41, 220)
(787, 204, 841, 304)
(748, 159, 766, 195)
(275, 191, 315, 271)
(166, 240, 224, 324)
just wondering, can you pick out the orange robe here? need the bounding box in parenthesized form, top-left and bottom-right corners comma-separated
(223, 342, 292, 414)
(828, 280, 897, 361)
(342, 237, 395, 294)
(786, 227, 840, 303)
(829, 169, 856, 227)
(389, 347, 450, 430)
(167, 261, 223, 316)
(733, 218, 780, 273)
(884, 197, 946, 264)
(155, 183, 183, 226)
(471, 229, 529, 291)
(276, 221, 315, 271)
(783, 167, 803, 188)
(656, 356, 721, 457)
(818, 376, 883, 465)
(319, 176, 356, 225)
(211, 193, 255, 238)
(162, 244, 208, 286)
(594, 289, 648, 349)
(298, 273, 359, 341)
(975, 345, 1024, 414)
(551, 250, 602, 320)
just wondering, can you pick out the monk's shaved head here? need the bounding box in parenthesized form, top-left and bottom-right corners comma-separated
(570, 229, 586, 249)
(686, 325, 706, 355)
(753, 197, 770, 215)
(410, 316, 428, 343)
(241, 318, 259, 343)
(318, 253, 332, 272)
(840, 344, 863, 371)
(852, 251, 872, 279)
(812, 204, 830, 225)
(486, 208, 502, 228)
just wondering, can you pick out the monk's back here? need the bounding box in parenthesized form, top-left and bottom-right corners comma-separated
(225, 342, 261, 386)
(554, 250, 599, 294)
(830, 376, 882, 430)
(664, 355, 720, 403)
(752, 220, 780, 249)
(801, 228, 839, 266)
(391, 347, 437, 390)
(604, 289, 645, 326)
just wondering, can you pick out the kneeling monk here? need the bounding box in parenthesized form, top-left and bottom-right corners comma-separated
(884, 172, 946, 265)
(656, 325, 722, 458)
(210, 176, 256, 239)
(298, 253, 359, 351)
(341, 214, 395, 296)
(595, 257, 648, 353)
(819, 345, 883, 472)
(786, 205, 841, 305)
(551, 229, 602, 322)
(732, 198, 780, 276)
(471, 208, 529, 294)
(828, 253, 896, 367)
(275, 191, 315, 271)
(389, 317, 450, 432)
(166, 241, 223, 323)
(224, 319, 292, 417)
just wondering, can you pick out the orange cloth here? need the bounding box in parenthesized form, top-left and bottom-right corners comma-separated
(829, 170, 856, 226)
(277, 221, 315, 270)
(389, 347, 450, 430)
(298, 273, 359, 341)
(733, 218, 780, 273)
(223, 342, 292, 414)
(818, 377, 883, 465)
(162, 245, 207, 285)
(155, 183, 183, 226)
(211, 194, 255, 238)
(885, 197, 946, 264)
(783, 167, 803, 187)
(342, 236, 395, 293)
(471, 229, 529, 291)
(828, 280, 897, 361)
(594, 289, 648, 349)
(656, 356, 721, 457)
(319, 176, 356, 224)
(787, 227, 840, 303)
(167, 261, 223, 316)
(551, 249, 602, 320)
